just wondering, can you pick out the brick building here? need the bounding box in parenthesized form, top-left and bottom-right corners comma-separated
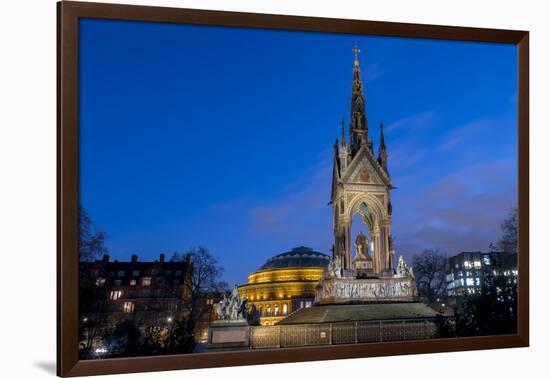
(79, 253, 193, 351)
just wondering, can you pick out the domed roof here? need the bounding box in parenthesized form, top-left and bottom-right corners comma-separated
(258, 246, 330, 271)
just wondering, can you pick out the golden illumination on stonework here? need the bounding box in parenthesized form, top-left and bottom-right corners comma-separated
(238, 247, 329, 326)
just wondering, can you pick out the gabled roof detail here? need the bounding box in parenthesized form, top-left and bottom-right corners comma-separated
(341, 145, 392, 187)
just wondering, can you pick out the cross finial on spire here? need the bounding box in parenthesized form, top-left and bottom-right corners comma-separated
(352, 45, 361, 66)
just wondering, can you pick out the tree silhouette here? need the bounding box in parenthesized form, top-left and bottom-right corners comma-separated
(412, 249, 447, 303)
(170, 246, 228, 352)
(79, 205, 108, 262)
(489, 207, 518, 254)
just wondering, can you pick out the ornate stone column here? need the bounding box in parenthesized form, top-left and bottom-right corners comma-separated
(372, 228, 381, 273)
(382, 220, 392, 273)
(335, 221, 352, 271)
(345, 225, 352, 269)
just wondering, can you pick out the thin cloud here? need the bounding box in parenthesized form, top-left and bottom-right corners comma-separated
(364, 62, 385, 83)
(385, 111, 439, 134)
(249, 161, 332, 247)
(392, 159, 517, 258)
(437, 117, 492, 152)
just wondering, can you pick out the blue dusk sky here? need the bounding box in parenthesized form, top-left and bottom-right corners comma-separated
(79, 19, 518, 286)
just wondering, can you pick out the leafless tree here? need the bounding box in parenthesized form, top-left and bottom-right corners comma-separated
(489, 207, 518, 254)
(170, 246, 228, 352)
(412, 249, 447, 302)
(79, 205, 108, 262)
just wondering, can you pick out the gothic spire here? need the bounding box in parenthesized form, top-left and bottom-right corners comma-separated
(350, 46, 369, 156)
(379, 122, 386, 150)
(339, 119, 350, 172)
(378, 123, 388, 173)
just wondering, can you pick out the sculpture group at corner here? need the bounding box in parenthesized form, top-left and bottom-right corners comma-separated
(213, 286, 248, 321)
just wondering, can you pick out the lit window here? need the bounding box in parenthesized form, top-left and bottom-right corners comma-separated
(473, 261, 481, 268)
(266, 306, 271, 316)
(300, 301, 305, 309)
(123, 301, 134, 313)
(466, 278, 475, 286)
(130, 279, 136, 286)
(142, 277, 151, 286)
(117, 271, 125, 277)
(110, 290, 122, 300)
(274, 305, 279, 316)
(464, 261, 472, 269)
(305, 301, 312, 308)
(95, 278, 106, 286)
(483, 256, 491, 265)
(282, 304, 288, 315)
(132, 270, 139, 277)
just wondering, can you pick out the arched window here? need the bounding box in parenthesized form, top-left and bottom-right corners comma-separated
(274, 304, 279, 316)
(266, 305, 271, 316)
(282, 303, 288, 315)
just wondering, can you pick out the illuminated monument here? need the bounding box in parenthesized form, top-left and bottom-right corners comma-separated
(331, 46, 394, 276)
(309, 46, 418, 306)
(211, 48, 439, 347)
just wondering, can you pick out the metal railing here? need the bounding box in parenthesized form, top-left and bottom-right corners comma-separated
(250, 319, 437, 349)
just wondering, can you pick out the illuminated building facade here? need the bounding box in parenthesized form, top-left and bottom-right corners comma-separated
(195, 292, 224, 342)
(238, 246, 330, 326)
(79, 253, 193, 351)
(446, 251, 517, 301)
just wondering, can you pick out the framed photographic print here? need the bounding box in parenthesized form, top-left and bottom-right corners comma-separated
(57, 1, 529, 376)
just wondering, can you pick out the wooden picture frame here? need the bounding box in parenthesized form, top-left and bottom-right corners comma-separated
(57, 1, 529, 376)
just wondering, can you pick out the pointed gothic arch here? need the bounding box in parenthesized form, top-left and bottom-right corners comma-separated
(330, 48, 394, 276)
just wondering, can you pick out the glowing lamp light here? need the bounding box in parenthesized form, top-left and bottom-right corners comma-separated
(167, 317, 173, 323)
(95, 348, 107, 354)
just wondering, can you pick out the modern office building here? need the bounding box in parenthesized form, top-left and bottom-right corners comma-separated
(446, 251, 517, 302)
